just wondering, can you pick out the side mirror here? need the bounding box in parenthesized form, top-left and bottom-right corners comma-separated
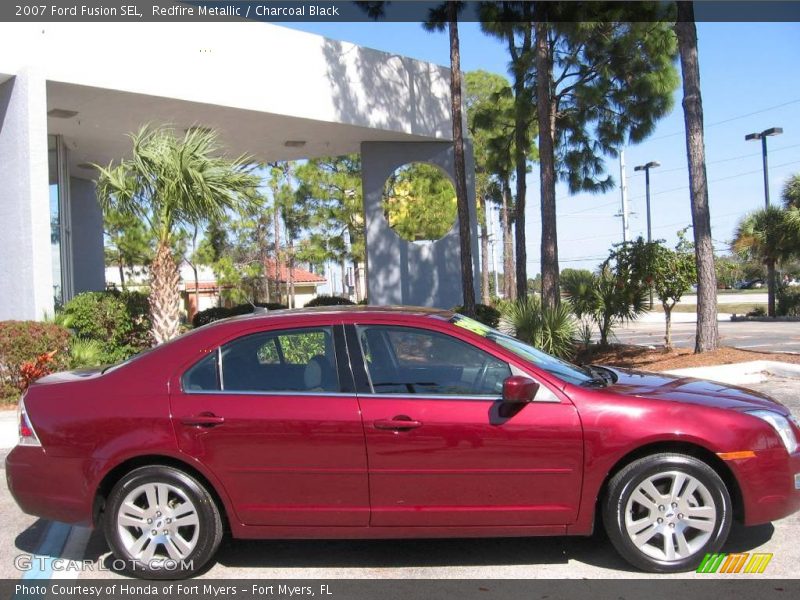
(502, 375, 539, 404)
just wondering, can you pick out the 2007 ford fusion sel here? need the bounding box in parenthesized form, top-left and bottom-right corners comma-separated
(6, 306, 800, 578)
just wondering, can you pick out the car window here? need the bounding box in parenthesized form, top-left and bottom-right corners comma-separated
(183, 327, 339, 394)
(357, 325, 510, 396)
(182, 352, 220, 392)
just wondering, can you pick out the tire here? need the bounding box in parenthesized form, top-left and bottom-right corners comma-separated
(104, 465, 223, 579)
(603, 453, 732, 573)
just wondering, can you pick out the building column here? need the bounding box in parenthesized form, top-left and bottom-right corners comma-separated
(69, 177, 106, 294)
(0, 70, 53, 320)
(361, 141, 480, 309)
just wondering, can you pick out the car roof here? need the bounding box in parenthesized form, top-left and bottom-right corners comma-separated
(209, 304, 456, 326)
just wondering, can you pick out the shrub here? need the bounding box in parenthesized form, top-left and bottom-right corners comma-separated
(562, 267, 647, 347)
(60, 291, 152, 363)
(68, 337, 106, 369)
(0, 321, 71, 402)
(453, 303, 501, 328)
(499, 296, 578, 359)
(304, 295, 356, 308)
(777, 287, 800, 317)
(192, 302, 287, 328)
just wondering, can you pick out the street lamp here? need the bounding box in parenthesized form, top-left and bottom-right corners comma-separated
(634, 161, 660, 309)
(745, 127, 783, 207)
(633, 161, 661, 243)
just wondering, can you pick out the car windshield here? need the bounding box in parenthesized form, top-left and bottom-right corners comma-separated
(449, 314, 594, 386)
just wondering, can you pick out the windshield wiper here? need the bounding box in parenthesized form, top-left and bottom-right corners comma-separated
(581, 365, 613, 388)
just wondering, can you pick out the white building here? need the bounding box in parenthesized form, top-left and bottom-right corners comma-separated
(0, 21, 478, 321)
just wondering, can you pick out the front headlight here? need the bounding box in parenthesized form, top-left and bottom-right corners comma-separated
(748, 410, 798, 454)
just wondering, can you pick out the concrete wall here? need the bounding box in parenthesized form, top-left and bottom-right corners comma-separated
(69, 177, 105, 295)
(362, 141, 480, 309)
(0, 22, 452, 142)
(0, 71, 53, 320)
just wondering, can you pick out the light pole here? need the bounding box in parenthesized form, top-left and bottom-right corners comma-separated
(634, 161, 660, 243)
(745, 127, 783, 208)
(634, 161, 660, 309)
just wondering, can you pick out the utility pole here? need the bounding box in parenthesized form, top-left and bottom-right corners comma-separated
(619, 150, 631, 242)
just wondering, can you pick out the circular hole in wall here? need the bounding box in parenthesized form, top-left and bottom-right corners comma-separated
(381, 162, 457, 243)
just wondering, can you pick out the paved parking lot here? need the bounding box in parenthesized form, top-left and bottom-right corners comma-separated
(614, 316, 800, 353)
(1, 379, 798, 582)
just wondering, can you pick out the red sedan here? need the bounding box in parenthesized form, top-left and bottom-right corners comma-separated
(6, 307, 800, 578)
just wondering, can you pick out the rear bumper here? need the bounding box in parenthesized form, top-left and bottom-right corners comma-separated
(5, 446, 93, 526)
(733, 448, 800, 526)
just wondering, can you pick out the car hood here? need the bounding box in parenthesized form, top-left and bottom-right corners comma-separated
(603, 366, 788, 415)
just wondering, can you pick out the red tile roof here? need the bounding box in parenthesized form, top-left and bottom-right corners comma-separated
(264, 259, 326, 284)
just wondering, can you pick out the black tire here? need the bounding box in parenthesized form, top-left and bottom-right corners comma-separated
(104, 465, 223, 579)
(603, 453, 732, 573)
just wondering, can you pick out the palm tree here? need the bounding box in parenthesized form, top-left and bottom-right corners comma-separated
(783, 173, 800, 209)
(733, 206, 794, 317)
(96, 126, 259, 343)
(675, 1, 720, 352)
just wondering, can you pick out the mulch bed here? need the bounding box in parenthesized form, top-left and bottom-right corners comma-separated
(575, 344, 800, 372)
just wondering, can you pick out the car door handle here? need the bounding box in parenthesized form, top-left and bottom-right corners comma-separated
(180, 413, 225, 427)
(374, 417, 422, 431)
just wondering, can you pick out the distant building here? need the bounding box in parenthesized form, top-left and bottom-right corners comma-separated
(1, 21, 476, 321)
(106, 261, 327, 320)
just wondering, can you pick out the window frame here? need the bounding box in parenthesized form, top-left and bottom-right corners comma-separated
(180, 324, 355, 396)
(347, 323, 513, 400)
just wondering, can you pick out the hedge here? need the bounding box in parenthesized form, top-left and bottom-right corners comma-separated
(192, 302, 287, 328)
(60, 290, 152, 364)
(0, 321, 71, 402)
(304, 295, 356, 308)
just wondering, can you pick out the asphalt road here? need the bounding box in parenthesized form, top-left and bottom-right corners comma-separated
(614, 317, 800, 353)
(1, 381, 798, 582)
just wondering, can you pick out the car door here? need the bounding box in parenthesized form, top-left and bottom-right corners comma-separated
(170, 323, 369, 527)
(347, 322, 583, 528)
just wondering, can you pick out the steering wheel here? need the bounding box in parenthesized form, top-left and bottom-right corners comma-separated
(473, 358, 491, 394)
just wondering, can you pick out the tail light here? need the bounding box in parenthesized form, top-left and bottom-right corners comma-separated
(18, 397, 41, 447)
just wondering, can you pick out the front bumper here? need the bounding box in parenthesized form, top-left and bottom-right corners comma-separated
(730, 447, 800, 526)
(6, 446, 93, 526)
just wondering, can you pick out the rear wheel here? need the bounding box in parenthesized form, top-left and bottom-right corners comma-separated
(104, 465, 223, 579)
(603, 453, 732, 572)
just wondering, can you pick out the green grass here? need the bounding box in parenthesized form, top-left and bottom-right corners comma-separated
(652, 303, 767, 314)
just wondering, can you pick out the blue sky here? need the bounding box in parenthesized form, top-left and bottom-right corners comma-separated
(283, 19, 800, 275)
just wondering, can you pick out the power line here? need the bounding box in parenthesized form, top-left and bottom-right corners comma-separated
(627, 143, 800, 177)
(645, 98, 800, 142)
(627, 159, 800, 202)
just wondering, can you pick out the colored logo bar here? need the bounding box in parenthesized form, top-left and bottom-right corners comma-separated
(697, 553, 773, 574)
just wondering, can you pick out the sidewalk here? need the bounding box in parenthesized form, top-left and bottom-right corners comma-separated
(635, 311, 733, 324)
(0, 409, 16, 450)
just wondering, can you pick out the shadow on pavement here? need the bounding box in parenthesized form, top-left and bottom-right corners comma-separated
(74, 520, 775, 576)
(13, 517, 49, 554)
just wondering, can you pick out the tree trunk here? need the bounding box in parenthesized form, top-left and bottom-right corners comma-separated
(273, 202, 282, 305)
(448, 7, 476, 317)
(767, 259, 776, 317)
(480, 194, 490, 304)
(341, 259, 348, 299)
(192, 263, 199, 319)
(512, 31, 532, 301)
(118, 259, 126, 291)
(354, 260, 363, 303)
(150, 241, 181, 344)
(536, 22, 560, 309)
(288, 239, 295, 309)
(664, 303, 673, 349)
(676, 3, 719, 352)
(502, 178, 516, 300)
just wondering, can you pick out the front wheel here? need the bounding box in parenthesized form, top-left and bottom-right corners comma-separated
(603, 453, 732, 573)
(104, 465, 223, 579)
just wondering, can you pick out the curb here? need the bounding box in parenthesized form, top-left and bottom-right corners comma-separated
(665, 360, 800, 386)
